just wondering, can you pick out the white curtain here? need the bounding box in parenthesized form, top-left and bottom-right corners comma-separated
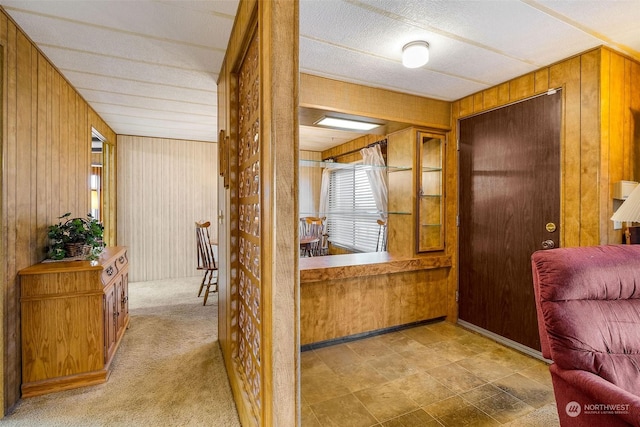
(360, 144, 388, 220)
(318, 168, 331, 217)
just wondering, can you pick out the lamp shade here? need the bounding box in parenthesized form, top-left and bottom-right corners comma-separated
(611, 183, 640, 222)
(402, 41, 429, 68)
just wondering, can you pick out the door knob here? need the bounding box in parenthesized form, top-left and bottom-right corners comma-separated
(542, 240, 555, 249)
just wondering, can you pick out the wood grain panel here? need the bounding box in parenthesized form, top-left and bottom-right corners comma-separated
(300, 268, 449, 345)
(483, 87, 498, 110)
(321, 133, 380, 164)
(0, 8, 116, 411)
(300, 74, 451, 130)
(300, 252, 451, 283)
(116, 135, 217, 282)
(579, 50, 600, 246)
(510, 74, 535, 100)
(534, 69, 550, 93)
(473, 93, 483, 112)
(387, 127, 416, 257)
(600, 48, 640, 244)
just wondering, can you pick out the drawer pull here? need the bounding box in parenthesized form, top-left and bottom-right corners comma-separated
(106, 266, 115, 276)
(118, 256, 125, 264)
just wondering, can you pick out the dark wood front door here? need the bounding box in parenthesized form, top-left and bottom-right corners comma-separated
(458, 91, 561, 351)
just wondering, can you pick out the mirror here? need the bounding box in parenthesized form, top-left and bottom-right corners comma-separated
(90, 129, 105, 222)
(299, 107, 413, 256)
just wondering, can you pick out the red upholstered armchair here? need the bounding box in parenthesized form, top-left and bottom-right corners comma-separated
(531, 245, 640, 426)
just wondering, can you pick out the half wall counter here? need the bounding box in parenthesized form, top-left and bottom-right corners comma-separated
(300, 252, 451, 347)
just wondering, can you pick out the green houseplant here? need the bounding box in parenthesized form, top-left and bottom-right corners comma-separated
(47, 213, 104, 260)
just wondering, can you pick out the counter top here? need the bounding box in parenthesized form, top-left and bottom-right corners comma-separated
(300, 252, 451, 283)
(18, 246, 127, 275)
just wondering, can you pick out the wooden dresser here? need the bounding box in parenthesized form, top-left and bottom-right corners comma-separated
(18, 246, 129, 397)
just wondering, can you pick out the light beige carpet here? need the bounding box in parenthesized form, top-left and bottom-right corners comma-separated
(1, 276, 241, 426)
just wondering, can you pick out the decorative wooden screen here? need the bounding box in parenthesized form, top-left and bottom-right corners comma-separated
(232, 30, 262, 423)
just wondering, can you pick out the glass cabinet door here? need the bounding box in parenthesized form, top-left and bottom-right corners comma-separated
(416, 131, 445, 252)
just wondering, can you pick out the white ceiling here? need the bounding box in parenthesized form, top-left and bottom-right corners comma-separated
(2, 0, 640, 150)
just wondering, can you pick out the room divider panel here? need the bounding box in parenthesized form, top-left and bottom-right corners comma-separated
(217, 1, 299, 425)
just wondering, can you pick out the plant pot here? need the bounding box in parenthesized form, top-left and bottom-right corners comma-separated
(65, 243, 90, 258)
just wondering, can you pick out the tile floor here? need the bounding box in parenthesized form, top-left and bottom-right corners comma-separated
(301, 321, 560, 426)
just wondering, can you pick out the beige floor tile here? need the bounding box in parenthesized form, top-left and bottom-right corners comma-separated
(381, 409, 441, 427)
(333, 361, 389, 393)
(519, 361, 553, 388)
(429, 340, 482, 362)
(367, 353, 421, 381)
(354, 382, 419, 422)
(301, 350, 333, 375)
(474, 390, 535, 423)
(423, 396, 498, 426)
(391, 371, 455, 407)
(460, 383, 503, 404)
(376, 331, 427, 353)
(314, 342, 364, 369)
(453, 333, 505, 354)
(302, 369, 351, 405)
(427, 321, 473, 339)
(438, 406, 499, 427)
(311, 393, 379, 427)
(301, 322, 559, 427)
(423, 395, 469, 418)
(456, 353, 518, 382)
(401, 326, 449, 347)
(398, 347, 451, 371)
(347, 336, 393, 360)
(302, 402, 322, 427)
(492, 373, 555, 409)
(484, 346, 539, 372)
(427, 362, 487, 393)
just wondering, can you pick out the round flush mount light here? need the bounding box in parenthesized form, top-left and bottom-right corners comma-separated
(402, 41, 430, 68)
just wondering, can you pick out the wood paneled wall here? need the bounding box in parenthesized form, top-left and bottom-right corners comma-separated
(116, 135, 217, 282)
(0, 8, 116, 412)
(321, 133, 384, 164)
(600, 48, 640, 243)
(301, 73, 450, 130)
(448, 47, 640, 322)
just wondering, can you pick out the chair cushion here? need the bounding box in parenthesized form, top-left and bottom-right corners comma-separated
(532, 245, 640, 396)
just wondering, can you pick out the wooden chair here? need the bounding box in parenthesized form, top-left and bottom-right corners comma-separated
(300, 216, 328, 256)
(195, 221, 218, 305)
(376, 219, 387, 252)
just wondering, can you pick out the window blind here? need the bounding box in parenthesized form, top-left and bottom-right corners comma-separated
(326, 165, 382, 253)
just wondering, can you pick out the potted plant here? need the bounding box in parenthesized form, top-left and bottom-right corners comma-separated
(47, 213, 104, 261)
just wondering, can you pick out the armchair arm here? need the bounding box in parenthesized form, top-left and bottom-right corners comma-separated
(551, 364, 640, 426)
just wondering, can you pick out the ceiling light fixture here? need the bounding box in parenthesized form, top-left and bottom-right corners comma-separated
(402, 41, 429, 68)
(315, 117, 380, 131)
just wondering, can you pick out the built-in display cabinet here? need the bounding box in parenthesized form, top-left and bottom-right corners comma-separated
(417, 131, 445, 252)
(387, 127, 446, 256)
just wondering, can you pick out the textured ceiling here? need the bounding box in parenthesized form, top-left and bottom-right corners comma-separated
(2, 0, 640, 149)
